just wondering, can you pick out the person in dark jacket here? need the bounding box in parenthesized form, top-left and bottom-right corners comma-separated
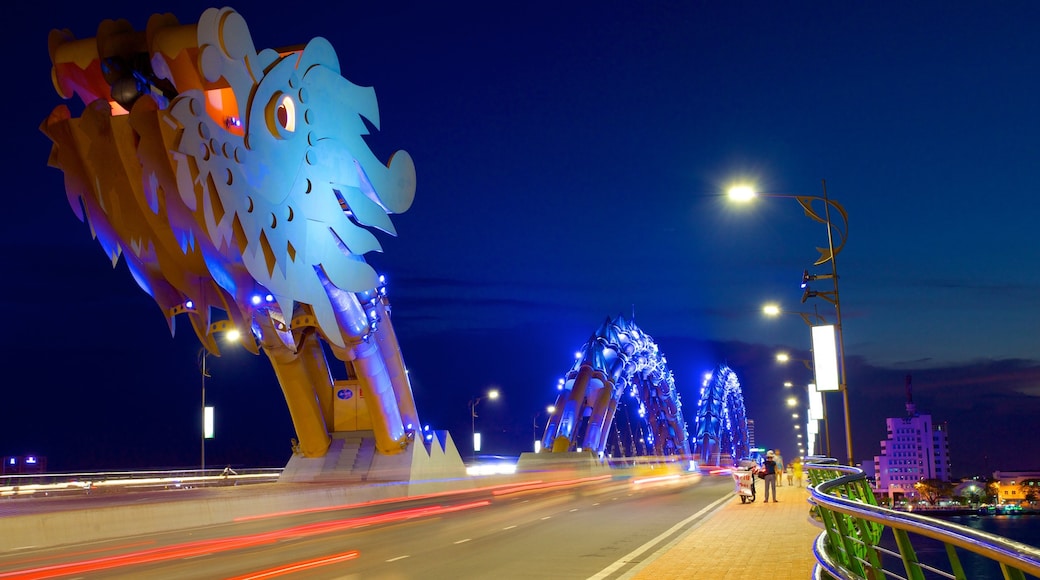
(762, 452, 779, 502)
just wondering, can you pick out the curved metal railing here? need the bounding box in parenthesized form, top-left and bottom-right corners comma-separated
(805, 458, 1040, 580)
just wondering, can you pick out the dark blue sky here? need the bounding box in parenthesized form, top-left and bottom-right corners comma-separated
(5, 2, 1039, 477)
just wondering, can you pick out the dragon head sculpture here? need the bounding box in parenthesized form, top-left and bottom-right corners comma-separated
(44, 7, 415, 352)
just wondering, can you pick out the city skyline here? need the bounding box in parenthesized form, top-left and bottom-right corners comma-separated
(4, 2, 1039, 476)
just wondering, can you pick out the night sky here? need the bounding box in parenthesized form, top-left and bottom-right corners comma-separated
(5, 2, 1039, 477)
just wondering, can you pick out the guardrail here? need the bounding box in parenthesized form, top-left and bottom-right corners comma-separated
(805, 458, 1040, 580)
(1, 467, 283, 498)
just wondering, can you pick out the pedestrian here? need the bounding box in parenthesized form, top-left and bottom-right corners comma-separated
(786, 464, 793, 486)
(773, 449, 785, 486)
(792, 459, 803, 487)
(762, 452, 778, 502)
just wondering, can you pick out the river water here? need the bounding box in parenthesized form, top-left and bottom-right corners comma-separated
(877, 514, 1040, 578)
(944, 513, 1040, 547)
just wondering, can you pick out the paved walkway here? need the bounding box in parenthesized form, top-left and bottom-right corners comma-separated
(631, 483, 821, 579)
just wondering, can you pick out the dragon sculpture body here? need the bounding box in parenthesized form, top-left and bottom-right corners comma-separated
(693, 364, 750, 465)
(540, 316, 691, 458)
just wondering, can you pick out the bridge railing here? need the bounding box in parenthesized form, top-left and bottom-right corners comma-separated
(805, 458, 1040, 580)
(1, 468, 283, 498)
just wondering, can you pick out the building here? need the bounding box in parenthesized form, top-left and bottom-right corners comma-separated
(868, 376, 952, 498)
(992, 471, 1040, 505)
(747, 419, 756, 449)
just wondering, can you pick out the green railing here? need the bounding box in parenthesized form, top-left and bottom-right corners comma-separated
(805, 458, 1040, 580)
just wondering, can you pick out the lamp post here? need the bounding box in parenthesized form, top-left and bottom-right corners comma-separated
(762, 303, 826, 328)
(199, 328, 241, 474)
(730, 180, 853, 466)
(200, 349, 210, 474)
(470, 388, 500, 458)
(768, 303, 833, 457)
(533, 405, 556, 452)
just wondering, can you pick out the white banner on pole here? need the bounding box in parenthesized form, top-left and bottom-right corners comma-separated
(812, 325, 840, 392)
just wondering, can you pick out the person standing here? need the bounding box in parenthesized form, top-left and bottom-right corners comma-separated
(772, 449, 785, 486)
(792, 459, 803, 487)
(762, 452, 778, 502)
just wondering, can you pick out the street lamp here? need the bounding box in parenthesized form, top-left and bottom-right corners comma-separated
(774, 352, 829, 456)
(199, 328, 241, 474)
(767, 305, 831, 456)
(533, 405, 556, 452)
(470, 388, 500, 458)
(762, 302, 827, 327)
(729, 180, 853, 466)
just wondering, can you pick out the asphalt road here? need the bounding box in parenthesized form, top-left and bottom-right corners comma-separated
(0, 473, 735, 579)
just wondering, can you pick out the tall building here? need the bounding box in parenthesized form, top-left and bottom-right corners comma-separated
(870, 376, 952, 497)
(747, 419, 756, 449)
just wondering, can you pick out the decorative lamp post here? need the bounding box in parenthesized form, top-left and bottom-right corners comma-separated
(729, 180, 853, 466)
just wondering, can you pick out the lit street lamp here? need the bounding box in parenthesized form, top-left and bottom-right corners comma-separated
(199, 327, 241, 474)
(762, 303, 826, 327)
(767, 304, 831, 456)
(729, 180, 854, 466)
(774, 348, 829, 456)
(533, 405, 556, 452)
(470, 388, 500, 458)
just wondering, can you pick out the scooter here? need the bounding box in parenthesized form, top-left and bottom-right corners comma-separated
(733, 468, 757, 503)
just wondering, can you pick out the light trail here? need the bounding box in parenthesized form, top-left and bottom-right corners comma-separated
(226, 551, 360, 579)
(491, 474, 611, 496)
(0, 500, 489, 579)
(233, 480, 538, 522)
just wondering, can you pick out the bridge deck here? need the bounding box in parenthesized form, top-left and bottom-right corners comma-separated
(632, 484, 819, 579)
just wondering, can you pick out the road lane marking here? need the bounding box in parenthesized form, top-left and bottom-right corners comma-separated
(586, 494, 731, 580)
(540, 516, 551, 520)
(503, 525, 517, 530)
(569, 508, 579, 512)
(386, 555, 409, 562)
(454, 538, 471, 544)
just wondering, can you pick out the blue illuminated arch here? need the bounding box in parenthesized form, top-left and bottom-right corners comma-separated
(693, 364, 749, 465)
(540, 316, 690, 457)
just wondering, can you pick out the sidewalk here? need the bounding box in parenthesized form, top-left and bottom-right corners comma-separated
(632, 483, 821, 579)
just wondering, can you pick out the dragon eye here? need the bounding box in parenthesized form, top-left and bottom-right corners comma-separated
(268, 93, 296, 136)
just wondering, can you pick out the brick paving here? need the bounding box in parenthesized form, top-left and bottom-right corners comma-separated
(630, 484, 821, 579)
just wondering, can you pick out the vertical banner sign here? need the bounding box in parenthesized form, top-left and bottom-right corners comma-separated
(204, 406, 215, 439)
(811, 325, 840, 392)
(808, 385, 825, 421)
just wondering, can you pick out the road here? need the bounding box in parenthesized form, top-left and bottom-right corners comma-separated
(0, 473, 734, 579)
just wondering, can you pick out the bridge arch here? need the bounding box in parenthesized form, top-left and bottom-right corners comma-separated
(539, 316, 691, 457)
(692, 364, 750, 465)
